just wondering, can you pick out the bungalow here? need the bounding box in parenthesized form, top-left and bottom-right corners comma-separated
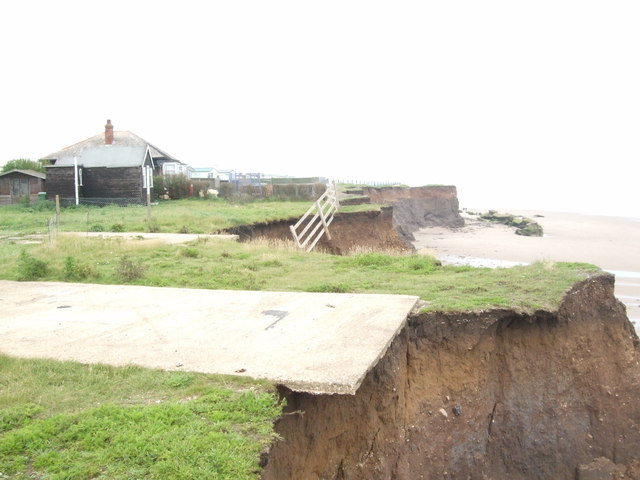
(43, 120, 180, 205)
(0, 169, 46, 205)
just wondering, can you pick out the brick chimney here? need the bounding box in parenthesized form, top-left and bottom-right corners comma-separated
(105, 119, 114, 145)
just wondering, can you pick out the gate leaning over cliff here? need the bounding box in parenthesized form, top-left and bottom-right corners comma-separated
(290, 183, 340, 252)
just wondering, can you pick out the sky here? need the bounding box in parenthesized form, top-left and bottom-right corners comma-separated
(1, 1, 638, 217)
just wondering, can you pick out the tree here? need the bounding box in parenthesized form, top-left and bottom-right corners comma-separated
(1, 158, 46, 173)
(1, 159, 48, 173)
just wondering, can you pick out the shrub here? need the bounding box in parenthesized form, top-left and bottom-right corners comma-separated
(146, 222, 160, 233)
(89, 224, 104, 232)
(180, 247, 199, 258)
(164, 174, 191, 199)
(64, 256, 99, 281)
(152, 175, 165, 198)
(110, 224, 124, 233)
(117, 257, 145, 282)
(32, 200, 55, 211)
(17, 251, 49, 281)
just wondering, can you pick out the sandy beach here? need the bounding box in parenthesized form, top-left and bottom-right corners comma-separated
(412, 210, 640, 330)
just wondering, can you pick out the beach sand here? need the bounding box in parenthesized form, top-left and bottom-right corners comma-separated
(412, 210, 640, 331)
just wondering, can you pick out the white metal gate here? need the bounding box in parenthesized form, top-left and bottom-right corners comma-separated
(290, 183, 340, 252)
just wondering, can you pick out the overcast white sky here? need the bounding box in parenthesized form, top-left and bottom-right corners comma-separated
(1, 1, 638, 217)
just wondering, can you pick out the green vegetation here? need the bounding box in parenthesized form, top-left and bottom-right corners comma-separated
(0, 197, 602, 478)
(0, 355, 280, 479)
(0, 158, 46, 173)
(480, 210, 544, 237)
(0, 198, 376, 236)
(1, 236, 599, 312)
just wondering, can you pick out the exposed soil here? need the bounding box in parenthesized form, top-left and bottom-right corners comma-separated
(262, 274, 640, 479)
(361, 185, 465, 244)
(228, 186, 465, 254)
(232, 207, 411, 255)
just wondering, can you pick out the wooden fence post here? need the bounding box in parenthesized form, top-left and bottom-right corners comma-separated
(55, 195, 60, 226)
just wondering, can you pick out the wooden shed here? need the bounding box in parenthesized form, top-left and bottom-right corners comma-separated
(0, 169, 46, 205)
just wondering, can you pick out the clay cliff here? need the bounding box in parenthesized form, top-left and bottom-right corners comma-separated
(361, 185, 465, 242)
(262, 273, 640, 479)
(234, 185, 465, 253)
(230, 207, 411, 255)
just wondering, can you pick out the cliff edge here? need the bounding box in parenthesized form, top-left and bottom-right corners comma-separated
(362, 185, 465, 243)
(262, 273, 640, 479)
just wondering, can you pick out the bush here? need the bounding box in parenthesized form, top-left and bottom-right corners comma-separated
(180, 247, 199, 258)
(164, 174, 191, 199)
(64, 256, 99, 281)
(152, 175, 165, 198)
(117, 256, 145, 282)
(146, 222, 160, 233)
(110, 224, 124, 233)
(89, 224, 104, 232)
(32, 200, 55, 211)
(17, 251, 49, 281)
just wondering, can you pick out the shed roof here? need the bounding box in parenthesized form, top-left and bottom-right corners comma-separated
(51, 146, 151, 168)
(42, 131, 180, 163)
(0, 169, 46, 180)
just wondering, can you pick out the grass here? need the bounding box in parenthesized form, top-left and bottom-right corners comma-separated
(0, 236, 600, 313)
(0, 355, 280, 479)
(0, 198, 603, 478)
(0, 198, 378, 236)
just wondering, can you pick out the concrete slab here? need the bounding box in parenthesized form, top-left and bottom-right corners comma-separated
(0, 281, 419, 394)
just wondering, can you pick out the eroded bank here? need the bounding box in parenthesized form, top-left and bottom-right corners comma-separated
(262, 273, 640, 479)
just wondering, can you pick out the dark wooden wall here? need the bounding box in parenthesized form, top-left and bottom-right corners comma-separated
(0, 172, 45, 196)
(82, 166, 144, 200)
(45, 167, 76, 200)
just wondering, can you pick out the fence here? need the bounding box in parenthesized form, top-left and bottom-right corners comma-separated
(289, 183, 340, 252)
(335, 180, 402, 188)
(0, 198, 152, 243)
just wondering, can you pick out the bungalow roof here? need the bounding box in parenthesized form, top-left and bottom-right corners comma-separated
(42, 131, 179, 164)
(49, 146, 152, 169)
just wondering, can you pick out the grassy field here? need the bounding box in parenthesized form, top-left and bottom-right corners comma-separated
(0, 198, 602, 479)
(0, 198, 378, 236)
(1, 234, 599, 313)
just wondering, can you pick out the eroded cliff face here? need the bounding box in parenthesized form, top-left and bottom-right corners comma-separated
(361, 186, 465, 242)
(261, 273, 640, 479)
(234, 207, 411, 254)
